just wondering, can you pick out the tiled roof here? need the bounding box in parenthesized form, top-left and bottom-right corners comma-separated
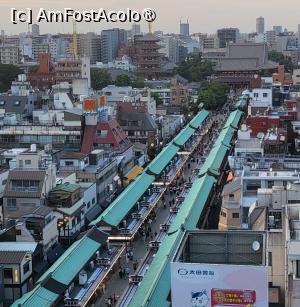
(61, 152, 88, 160)
(3, 169, 46, 198)
(0, 250, 26, 264)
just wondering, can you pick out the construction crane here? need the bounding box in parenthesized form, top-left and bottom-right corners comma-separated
(148, 21, 152, 34)
(72, 19, 78, 59)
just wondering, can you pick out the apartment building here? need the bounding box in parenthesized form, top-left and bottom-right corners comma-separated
(2, 149, 56, 226)
(0, 45, 20, 65)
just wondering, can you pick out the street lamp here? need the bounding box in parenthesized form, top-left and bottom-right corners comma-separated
(58, 215, 71, 246)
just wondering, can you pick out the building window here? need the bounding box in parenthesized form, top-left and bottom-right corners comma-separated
(11, 180, 39, 192)
(25, 160, 31, 165)
(65, 161, 74, 166)
(4, 268, 13, 279)
(96, 130, 108, 137)
(254, 93, 259, 98)
(23, 262, 30, 274)
(92, 197, 95, 204)
(268, 252, 272, 266)
(7, 198, 17, 209)
(263, 93, 268, 98)
(232, 213, 239, 219)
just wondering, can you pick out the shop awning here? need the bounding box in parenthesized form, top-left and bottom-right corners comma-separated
(125, 165, 144, 181)
(85, 204, 102, 222)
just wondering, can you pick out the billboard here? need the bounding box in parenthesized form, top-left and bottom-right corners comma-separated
(171, 263, 268, 307)
(98, 95, 106, 107)
(83, 98, 97, 112)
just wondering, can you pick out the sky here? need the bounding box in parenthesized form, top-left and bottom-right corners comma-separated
(1, 0, 299, 35)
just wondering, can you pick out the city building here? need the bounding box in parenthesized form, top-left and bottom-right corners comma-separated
(0, 242, 37, 305)
(101, 28, 127, 63)
(171, 230, 268, 307)
(215, 43, 278, 89)
(78, 32, 101, 64)
(179, 20, 189, 36)
(256, 16, 265, 34)
(293, 69, 300, 85)
(54, 57, 91, 88)
(0, 45, 20, 65)
(131, 24, 141, 38)
(170, 74, 189, 106)
(2, 148, 56, 226)
(217, 28, 239, 48)
(134, 33, 162, 80)
(31, 24, 40, 37)
(117, 103, 157, 146)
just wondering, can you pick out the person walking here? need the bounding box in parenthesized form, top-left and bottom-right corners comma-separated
(118, 267, 123, 279)
(106, 296, 112, 307)
(133, 259, 138, 271)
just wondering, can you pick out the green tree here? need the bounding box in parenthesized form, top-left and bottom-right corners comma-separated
(0, 64, 23, 92)
(28, 65, 39, 74)
(90, 68, 112, 90)
(151, 92, 163, 105)
(115, 74, 132, 86)
(175, 52, 214, 82)
(131, 78, 145, 88)
(268, 51, 294, 72)
(197, 81, 229, 110)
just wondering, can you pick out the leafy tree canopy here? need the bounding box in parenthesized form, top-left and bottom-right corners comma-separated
(151, 92, 163, 105)
(115, 74, 131, 87)
(175, 52, 214, 82)
(131, 78, 145, 88)
(0, 64, 23, 92)
(268, 51, 294, 72)
(90, 68, 112, 90)
(197, 81, 229, 110)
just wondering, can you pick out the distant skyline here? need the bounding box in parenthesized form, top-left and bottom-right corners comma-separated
(1, 0, 300, 35)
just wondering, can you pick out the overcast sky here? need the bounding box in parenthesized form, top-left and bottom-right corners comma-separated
(1, 0, 299, 35)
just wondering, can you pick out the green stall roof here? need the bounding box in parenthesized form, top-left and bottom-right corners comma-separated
(236, 99, 247, 111)
(184, 175, 216, 229)
(13, 228, 104, 307)
(189, 110, 209, 128)
(169, 174, 216, 233)
(12, 286, 58, 307)
(90, 172, 154, 227)
(224, 110, 243, 129)
(51, 236, 100, 285)
(147, 143, 179, 175)
(128, 229, 184, 307)
(172, 127, 195, 146)
(38, 238, 82, 283)
(199, 143, 229, 176)
(214, 126, 236, 148)
(129, 175, 216, 307)
(129, 112, 240, 307)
